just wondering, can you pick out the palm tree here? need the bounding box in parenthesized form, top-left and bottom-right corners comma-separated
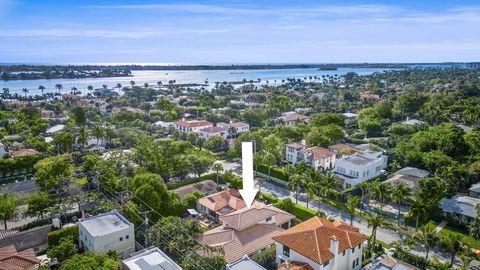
(416, 224, 439, 269)
(130, 80, 136, 87)
(38, 85, 46, 97)
(144, 82, 149, 88)
(288, 174, 303, 204)
(260, 150, 276, 181)
(213, 163, 224, 185)
(116, 83, 122, 90)
(284, 164, 296, 181)
(157, 81, 162, 88)
(317, 172, 338, 198)
(71, 87, 78, 95)
(391, 181, 412, 226)
(22, 88, 29, 99)
(367, 214, 390, 248)
(55, 83, 63, 95)
(78, 127, 89, 147)
(357, 181, 370, 208)
(301, 173, 313, 208)
(346, 196, 361, 226)
(408, 195, 429, 229)
(93, 125, 104, 147)
(87, 85, 94, 97)
(441, 234, 464, 267)
(371, 181, 391, 211)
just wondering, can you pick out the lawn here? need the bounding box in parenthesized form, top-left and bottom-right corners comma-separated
(439, 225, 480, 250)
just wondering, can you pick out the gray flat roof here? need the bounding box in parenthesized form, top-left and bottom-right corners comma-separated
(396, 167, 430, 179)
(123, 247, 182, 270)
(80, 210, 132, 237)
(226, 256, 266, 270)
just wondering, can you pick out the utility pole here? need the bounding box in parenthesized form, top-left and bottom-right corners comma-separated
(140, 210, 150, 247)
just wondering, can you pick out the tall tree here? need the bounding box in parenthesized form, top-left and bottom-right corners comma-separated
(212, 163, 224, 185)
(55, 83, 63, 95)
(367, 214, 389, 248)
(0, 193, 17, 230)
(416, 224, 439, 269)
(391, 181, 412, 226)
(441, 234, 464, 267)
(346, 196, 361, 226)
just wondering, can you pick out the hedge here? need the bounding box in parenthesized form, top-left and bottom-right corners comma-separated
(48, 225, 79, 247)
(256, 164, 288, 181)
(166, 173, 217, 190)
(261, 193, 317, 221)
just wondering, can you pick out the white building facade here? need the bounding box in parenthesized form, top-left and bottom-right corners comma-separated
(334, 150, 388, 188)
(174, 120, 213, 133)
(79, 210, 135, 258)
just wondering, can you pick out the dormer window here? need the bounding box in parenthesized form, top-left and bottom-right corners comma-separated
(283, 246, 290, 257)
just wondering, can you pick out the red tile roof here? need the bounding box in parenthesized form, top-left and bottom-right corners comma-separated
(281, 114, 309, 122)
(0, 245, 38, 270)
(277, 261, 314, 270)
(220, 205, 294, 231)
(305, 147, 336, 160)
(197, 189, 246, 215)
(175, 120, 213, 128)
(199, 126, 226, 133)
(197, 223, 284, 263)
(272, 217, 368, 265)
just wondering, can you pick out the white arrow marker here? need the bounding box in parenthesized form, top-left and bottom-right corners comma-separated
(239, 142, 258, 208)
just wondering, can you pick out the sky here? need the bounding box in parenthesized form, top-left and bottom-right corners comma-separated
(1, 0, 480, 64)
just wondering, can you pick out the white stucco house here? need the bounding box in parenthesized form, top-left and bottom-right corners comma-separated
(175, 120, 213, 133)
(285, 141, 336, 171)
(217, 121, 250, 136)
(79, 210, 135, 258)
(273, 216, 368, 270)
(334, 146, 387, 188)
(198, 126, 228, 140)
(122, 247, 182, 270)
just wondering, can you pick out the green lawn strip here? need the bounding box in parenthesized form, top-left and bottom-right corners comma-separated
(439, 225, 480, 250)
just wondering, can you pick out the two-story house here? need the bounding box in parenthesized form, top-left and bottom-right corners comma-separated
(196, 189, 247, 220)
(279, 113, 309, 126)
(285, 141, 336, 171)
(79, 210, 135, 258)
(122, 247, 182, 270)
(197, 204, 295, 264)
(334, 148, 387, 188)
(198, 126, 228, 140)
(217, 121, 250, 137)
(273, 216, 368, 270)
(175, 120, 213, 133)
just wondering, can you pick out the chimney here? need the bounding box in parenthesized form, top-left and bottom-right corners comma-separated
(330, 235, 339, 255)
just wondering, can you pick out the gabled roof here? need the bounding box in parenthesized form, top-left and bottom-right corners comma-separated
(286, 143, 305, 149)
(220, 205, 294, 231)
(197, 223, 284, 263)
(272, 217, 367, 265)
(439, 195, 480, 218)
(277, 261, 314, 270)
(175, 120, 212, 128)
(0, 245, 38, 270)
(197, 189, 246, 214)
(226, 255, 266, 270)
(229, 121, 249, 128)
(395, 167, 430, 179)
(305, 147, 336, 160)
(199, 126, 226, 133)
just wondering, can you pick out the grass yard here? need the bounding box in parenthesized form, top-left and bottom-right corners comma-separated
(439, 225, 480, 250)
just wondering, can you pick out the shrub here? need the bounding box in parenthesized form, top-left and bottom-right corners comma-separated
(256, 164, 288, 181)
(47, 225, 79, 247)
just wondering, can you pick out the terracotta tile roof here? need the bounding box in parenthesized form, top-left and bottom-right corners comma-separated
(220, 205, 295, 231)
(286, 143, 305, 149)
(305, 147, 336, 160)
(281, 114, 309, 122)
(229, 121, 249, 128)
(272, 217, 368, 265)
(9, 149, 39, 158)
(197, 224, 284, 263)
(0, 245, 38, 270)
(199, 126, 226, 133)
(197, 189, 246, 215)
(175, 120, 213, 128)
(277, 261, 314, 270)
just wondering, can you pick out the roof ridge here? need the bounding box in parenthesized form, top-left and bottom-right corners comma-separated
(313, 226, 322, 263)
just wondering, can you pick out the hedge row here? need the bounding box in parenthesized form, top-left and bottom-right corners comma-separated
(261, 193, 317, 221)
(166, 173, 217, 190)
(256, 164, 288, 181)
(47, 225, 79, 247)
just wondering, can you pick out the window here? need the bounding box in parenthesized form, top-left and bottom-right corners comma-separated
(126, 235, 129, 239)
(352, 247, 355, 253)
(343, 251, 346, 256)
(346, 183, 351, 188)
(353, 260, 356, 268)
(119, 237, 123, 241)
(266, 217, 272, 222)
(282, 246, 290, 257)
(323, 260, 330, 267)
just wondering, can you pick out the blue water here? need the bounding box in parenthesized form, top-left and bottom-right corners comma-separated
(0, 67, 390, 96)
